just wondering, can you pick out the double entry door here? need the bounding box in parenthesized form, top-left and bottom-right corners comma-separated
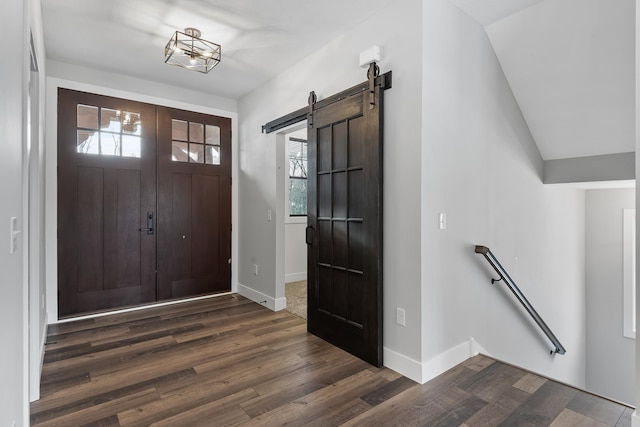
(57, 89, 231, 318)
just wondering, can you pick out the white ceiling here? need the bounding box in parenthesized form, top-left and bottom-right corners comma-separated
(452, 0, 635, 160)
(42, 0, 635, 161)
(41, 0, 397, 99)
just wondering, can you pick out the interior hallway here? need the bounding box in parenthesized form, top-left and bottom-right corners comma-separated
(31, 295, 632, 426)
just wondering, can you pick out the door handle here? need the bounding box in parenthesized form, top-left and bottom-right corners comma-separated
(139, 211, 154, 235)
(305, 226, 314, 245)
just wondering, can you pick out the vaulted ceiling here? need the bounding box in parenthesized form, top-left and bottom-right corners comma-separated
(451, 0, 634, 161)
(42, 0, 635, 161)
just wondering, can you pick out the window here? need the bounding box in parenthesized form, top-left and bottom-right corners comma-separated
(76, 104, 141, 157)
(288, 137, 307, 216)
(623, 209, 635, 339)
(171, 119, 220, 165)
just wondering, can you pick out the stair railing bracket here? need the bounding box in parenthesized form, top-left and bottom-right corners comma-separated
(475, 244, 567, 356)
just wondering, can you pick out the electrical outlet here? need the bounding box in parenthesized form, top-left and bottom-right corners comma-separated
(253, 264, 258, 275)
(396, 308, 406, 326)
(267, 210, 272, 221)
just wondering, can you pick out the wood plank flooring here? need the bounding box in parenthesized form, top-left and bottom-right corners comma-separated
(31, 294, 633, 426)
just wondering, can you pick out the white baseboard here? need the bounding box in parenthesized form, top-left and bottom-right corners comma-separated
(422, 338, 485, 384)
(383, 347, 424, 383)
(237, 283, 286, 311)
(632, 410, 640, 427)
(384, 338, 487, 384)
(285, 272, 307, 283)
(29, 320, 48, 402)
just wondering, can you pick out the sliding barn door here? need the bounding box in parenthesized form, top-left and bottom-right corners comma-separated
(57, 89, 157, 317)
(156, 107, 232, 300)
(307, 81, 384, 366)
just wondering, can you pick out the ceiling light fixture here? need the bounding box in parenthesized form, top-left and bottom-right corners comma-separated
(164, 27, 221, 74)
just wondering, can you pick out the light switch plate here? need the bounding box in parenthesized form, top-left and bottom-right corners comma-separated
(396, 307, 406, 326)
(10, 217, 18, 254)
(439, 213, 446, 230)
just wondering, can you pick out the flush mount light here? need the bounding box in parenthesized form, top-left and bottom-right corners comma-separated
(164, 27, 221, 74)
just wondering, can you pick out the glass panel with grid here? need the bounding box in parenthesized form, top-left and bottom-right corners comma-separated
(289, 138, 307, 216)
(76, 104, 141, 158)
(171, 120, 220, 165)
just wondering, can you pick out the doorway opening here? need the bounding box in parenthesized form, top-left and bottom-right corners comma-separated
(277, 123, 308, 320)
(57, 89, 232, 318)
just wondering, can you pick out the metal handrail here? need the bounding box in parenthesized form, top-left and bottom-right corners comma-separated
(475, 245, 566, 355)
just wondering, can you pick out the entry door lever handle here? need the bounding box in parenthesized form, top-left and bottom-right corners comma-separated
(139, 211, 154, 235)
(305, 226, 314, 245)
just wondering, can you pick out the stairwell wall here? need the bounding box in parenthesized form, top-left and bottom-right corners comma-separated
(422, 0, 586, 387)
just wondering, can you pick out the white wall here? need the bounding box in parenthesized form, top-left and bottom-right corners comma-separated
(238, 0, 424, 365)
(28, 0, 48, 403)
(635, 3, 640, 420)
(422, 0, 586, 387)
(0, 0, 30, 424)
(47, 60, 237, 113)
(585, 189, 635, 404)
(284, 222, 307, 283)
(44, 62, 239, 323)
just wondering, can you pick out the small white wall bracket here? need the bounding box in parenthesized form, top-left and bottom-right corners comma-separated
(359, 45, 381, 68)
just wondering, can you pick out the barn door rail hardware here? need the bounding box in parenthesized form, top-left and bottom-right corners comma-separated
(261, 68, 392, 134)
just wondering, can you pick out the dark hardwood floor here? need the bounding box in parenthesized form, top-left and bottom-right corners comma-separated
(31, 294, 633, 426)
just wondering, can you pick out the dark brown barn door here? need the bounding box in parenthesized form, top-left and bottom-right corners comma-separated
(156, 107, 232, 300)
(307, 75, 384, 366)
(57, 89, 157, 317)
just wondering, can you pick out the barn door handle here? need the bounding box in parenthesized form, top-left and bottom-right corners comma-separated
(305, 226, 314, 245)
(139, 211, 154, 235)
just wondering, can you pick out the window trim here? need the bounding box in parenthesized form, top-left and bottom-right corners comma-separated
(286, 135, 307, 222)
(623, 208, 635, 339)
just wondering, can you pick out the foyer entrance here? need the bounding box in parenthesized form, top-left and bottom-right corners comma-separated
(57, 89, 231, 317)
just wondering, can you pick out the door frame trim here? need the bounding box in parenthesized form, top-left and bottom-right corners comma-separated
(45, 77, 239, 324)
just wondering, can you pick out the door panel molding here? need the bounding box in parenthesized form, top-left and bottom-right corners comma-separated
(57, 89, 231, 317)
(307, 68, 386, 366)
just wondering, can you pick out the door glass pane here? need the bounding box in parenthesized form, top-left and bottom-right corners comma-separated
(172, 119, 188, 141)
(189, 122, 204, 143)
(172, 141, 188, 162)
(101, 108, 121, 133)
(332, 172, 347, 218)
(100, 132, 120, 156)
(77, 104, 98, 129)
(77, 130, 99, 154)
(206, 125, 220, 145)
(318, 174, 331, 217)
(289, 178, 307, 215)
(318, 127, 332, 172)
(122, 135, 141, 158)
(76, 103, 141, 158)
(189, 143, 204, 163)
(332, 121, 347, 170)
(205, 145, 220, 165)
(122, 112, 141, 135)
(348, 170, 363, 218)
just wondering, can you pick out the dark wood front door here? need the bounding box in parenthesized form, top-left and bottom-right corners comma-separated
(58, 90, 232, 317)
(57, 89, 157, 317)
(307, 82, 384, 366)
(156, 107, 232, 300)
